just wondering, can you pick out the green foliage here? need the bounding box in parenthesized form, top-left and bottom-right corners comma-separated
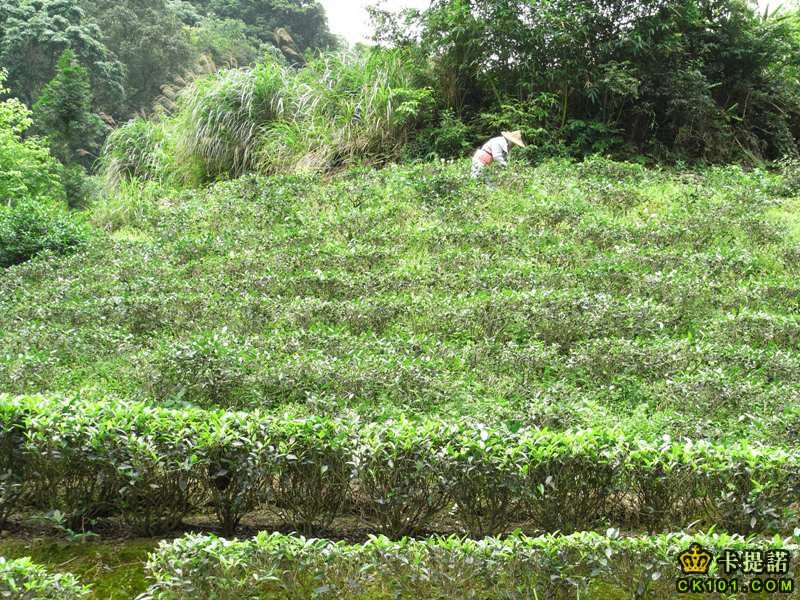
(60, 164, 99, 210)
(0, 556, 89, 599)
(202, 0, 336, 51)
(145, 531, 800, 599)
(105, 48, 436, 182)
(146, 329, 257, 407)
(0, 401, 27, 529)
(524, 429, 621, 534)
(79, 0, 195, 116)
(778, 155, 800, 195)
(0, 199, 88, 268)
(413, 109, 472, 158)
(99, 120, 176, 190)
(32, 50, 107, 206)
(188, 17, 261, 67)
(265, 418, 353, 534)
(378, 0, 800, 161)
(2, 395, 798, 538)
(444, 426, 528, 537)
(109, 407, 205, 535)
(89, 179, 162, 232)
(2, 159, 800, 564)
(4, 159, 800, 452)
(0, 0, 124, 112)
(33, 51, 108, 168)
(0, 70, 86, 268)
(477, 95, 564, 160)
(197, 411, 270, 537)
(0, 71, 64, 206)
(354, 420, 451, 537)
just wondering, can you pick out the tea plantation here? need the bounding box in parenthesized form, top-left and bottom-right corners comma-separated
(2, 157, 800, 597)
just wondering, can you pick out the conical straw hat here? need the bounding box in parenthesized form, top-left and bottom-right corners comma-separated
(502, 130, 526, 148)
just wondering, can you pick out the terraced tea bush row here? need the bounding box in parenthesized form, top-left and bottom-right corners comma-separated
(2, 160, 798, 447)
(0, 556, 88, 599)
(142, 531, 800, 600)
(2, 396, 797, 538)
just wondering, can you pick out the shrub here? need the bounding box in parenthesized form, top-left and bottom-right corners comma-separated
(2, 395, 798, 537)
(0, 200, 88, 267)
(627, 440, 698, 533)
(100, 118, 176, 189)
(0, 70, 64, 206)
(146, 329, 255, 407)
(90, 179, 161, 232)
(353, 419, 451, 537)
(777, 156, 800, 196)
(196, 411, 271, 536)
(443, 426, 528, 537)
(524, 430, 621, 533)
(697, 444, 800, 535)
(413, 109, 472, 159)
(24, 401, 119, 531)
(143, 531, 800, 600)
(267, 417, 353, 534)
(0, 399, 28, 528)
(109, 407, 206, 536)
(0, 557, 89, 599)
(60, 164, 98, 210)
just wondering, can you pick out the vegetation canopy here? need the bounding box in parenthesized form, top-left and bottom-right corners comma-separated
(1, 0, 800, 597)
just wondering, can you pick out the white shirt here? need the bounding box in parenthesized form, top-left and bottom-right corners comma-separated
(480, 136, 509, 167)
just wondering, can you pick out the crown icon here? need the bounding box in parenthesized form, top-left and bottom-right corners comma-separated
(678, 543, 713, 575)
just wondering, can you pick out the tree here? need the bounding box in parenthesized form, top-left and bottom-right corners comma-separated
(0, 0, 124, 113)
(203, 0, 336, 52)
(33, 50, 107, 206)
(188, 17, 261, 67)
(377, 0, 800, 161)
(79, 0, 197, 116)
(34, 50, 107, 168)
(0, 70, 64, 207)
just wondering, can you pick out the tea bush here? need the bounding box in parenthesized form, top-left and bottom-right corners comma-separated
(3, 160, 799, 451)
(2, 395, 798, 537)
(109, 408, 206, 536)
(24, 400, 120, 531)
(266, 417, 353, 533)
(0, 200, 88, 267)
(442, 426, 528, 537)
(196, 411, 271, 537)
(0, 557, 89, 599)
(146, 329, 257, 407)
(354, 419, 451, 537)
(142, 531, 800, 599)
(0, 401, 26, 529)
(524, 429, 621, 533)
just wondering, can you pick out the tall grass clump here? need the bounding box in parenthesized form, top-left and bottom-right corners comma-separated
(102, 48, 434, 186)
(99, 119, 178, 190)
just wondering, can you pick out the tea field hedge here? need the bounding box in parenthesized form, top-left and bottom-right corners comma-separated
(2, 395, 798, 538)
(142, 531, 800, 599)
(0, 556, 89, 599)
(2, 158, 800, 448)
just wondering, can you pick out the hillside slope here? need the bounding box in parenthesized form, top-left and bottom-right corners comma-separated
(2, 158, 799, 445)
